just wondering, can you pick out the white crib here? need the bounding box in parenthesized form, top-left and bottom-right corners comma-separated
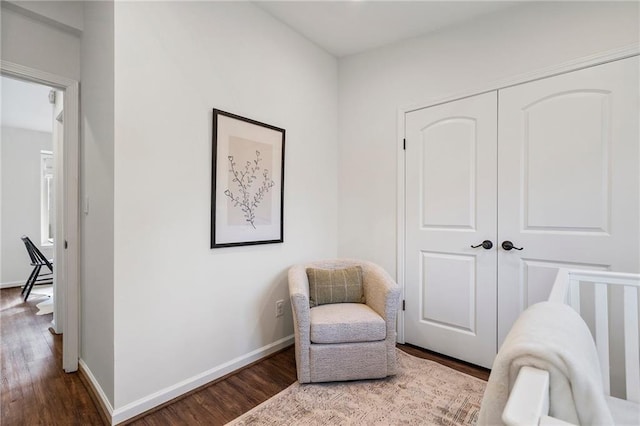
(503, 268, 640, 425)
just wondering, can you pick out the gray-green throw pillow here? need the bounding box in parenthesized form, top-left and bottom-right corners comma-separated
(306, 266, 365, 308)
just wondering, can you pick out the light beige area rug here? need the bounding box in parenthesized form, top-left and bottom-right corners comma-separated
(228, 349, 486, 426)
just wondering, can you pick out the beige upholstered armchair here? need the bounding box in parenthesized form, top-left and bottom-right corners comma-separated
(288, 259, 401, 383)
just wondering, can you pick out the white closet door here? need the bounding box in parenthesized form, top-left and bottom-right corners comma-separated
(405, 92, 498, 368)
(497, 56, 640, 345)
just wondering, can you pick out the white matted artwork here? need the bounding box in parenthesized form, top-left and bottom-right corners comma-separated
(211, 109, 285, 248)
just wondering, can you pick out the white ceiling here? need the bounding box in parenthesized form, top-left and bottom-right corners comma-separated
(0, 2, 521, 134)
(1, 76, 54, 133)
(255, 1, 520, 57)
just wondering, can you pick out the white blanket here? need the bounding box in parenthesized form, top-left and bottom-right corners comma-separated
(478, 301, 613, 425)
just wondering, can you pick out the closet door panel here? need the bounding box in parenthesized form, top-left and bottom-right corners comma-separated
(497, 56, 640, 348)
(524, 91, 609, 230)
(405, 92, 498, 368)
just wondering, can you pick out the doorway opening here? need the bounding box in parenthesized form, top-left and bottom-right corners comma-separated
(1, 76, 61, 319)
(1, 62, 80, 373)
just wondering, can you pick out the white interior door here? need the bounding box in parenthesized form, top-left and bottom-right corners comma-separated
(497, 56, 640, 345)
(53, 92, 65, 334)
(405, 92, 498, 368)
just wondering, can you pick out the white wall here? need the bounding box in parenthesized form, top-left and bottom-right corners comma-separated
(113, 1, 337, 412)
(80, 0, 115, 407)
(1, 0, 115, 409)
(4, 0, 83, 33)
(0, 127, 53, 285)
(0, 3, 81, 81)
(337, 1, 640, 277)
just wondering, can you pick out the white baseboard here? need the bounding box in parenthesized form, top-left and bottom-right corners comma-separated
(1, 280, 23, 289)
(111, 334, 294, 425)
(79, 359, 115, 425)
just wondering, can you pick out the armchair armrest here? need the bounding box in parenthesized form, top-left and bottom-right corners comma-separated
(288, 265, 312, 383)
(288, 265, 310, 300)
(361, 261, 401, 375)
(288, 265, 311, 335)
(362, 262, 401, 321)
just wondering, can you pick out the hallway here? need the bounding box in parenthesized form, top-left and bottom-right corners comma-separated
(0, 287, 103, 425)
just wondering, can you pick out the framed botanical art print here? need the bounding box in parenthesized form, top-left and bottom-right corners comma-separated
(211, 109, 285, 248)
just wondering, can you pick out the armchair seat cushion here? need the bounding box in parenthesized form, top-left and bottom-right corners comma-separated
(310, 303, 386, 344)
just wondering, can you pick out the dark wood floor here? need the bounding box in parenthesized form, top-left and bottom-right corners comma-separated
(1, 287, 489, 425)
(1, 287, 104, 425)
(125, 348, 299, 425)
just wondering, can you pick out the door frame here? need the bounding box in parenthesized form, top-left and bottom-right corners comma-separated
(396, 44, 639, 344)
(1, 60, 80, 372)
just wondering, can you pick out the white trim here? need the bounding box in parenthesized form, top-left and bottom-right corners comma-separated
(1, 60, 80, 372)
(0, 280, 24, 289)
(112, 335, 295, 425)
(0, 61, 76, 90)
(79, 359, 114, 424)
(62, 80, 80, 371)
(52, 92, 65, 335)
(396, 44, 640, 346)
(401, 44, 639, 115)
(396, 108, 405, 344)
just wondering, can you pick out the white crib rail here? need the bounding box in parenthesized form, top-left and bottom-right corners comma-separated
(550, 268, 640, 402)
(503, 268, 640, 426)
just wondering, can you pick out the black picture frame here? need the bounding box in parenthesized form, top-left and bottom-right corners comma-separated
(211, 109, 285, 248)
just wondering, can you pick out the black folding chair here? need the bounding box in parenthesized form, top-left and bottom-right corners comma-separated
(20, 235, 54, 301)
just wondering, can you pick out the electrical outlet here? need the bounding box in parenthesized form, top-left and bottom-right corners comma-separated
(275, 299, 284, 318)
